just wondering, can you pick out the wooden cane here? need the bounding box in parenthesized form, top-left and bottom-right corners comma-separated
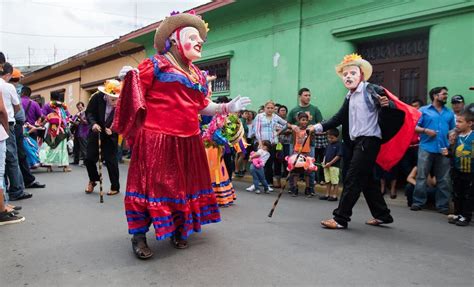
(98, 132, 104, 203)
(268, 129, 311, 218)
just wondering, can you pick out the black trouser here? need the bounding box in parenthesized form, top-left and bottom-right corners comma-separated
(452, 169, 474, 221)
(333, 136, 392, 226)
(73, 136, 87, 164)
(264, 144, 276, 185)
(15, 121, 36, 186)
(399, 146, 418, 180)
(314, 147, 326, 183)
(85, 132, 120, 191)
(223, 148, 235, 181)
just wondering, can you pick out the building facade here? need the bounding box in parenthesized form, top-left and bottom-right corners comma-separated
(130, 0, 473, 117)
(23, 0, 473, 117)
(22, 42, 145, 114)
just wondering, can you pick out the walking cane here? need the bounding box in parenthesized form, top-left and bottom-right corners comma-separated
(98, 132, 104, 203)
(268, 129, 311, 218)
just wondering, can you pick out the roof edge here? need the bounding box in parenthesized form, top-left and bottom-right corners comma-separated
(119, 0, 235, 43)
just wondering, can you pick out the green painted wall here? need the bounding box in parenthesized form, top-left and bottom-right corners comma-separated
(428, 12, 474, 98)
(133, 0, 474, 118)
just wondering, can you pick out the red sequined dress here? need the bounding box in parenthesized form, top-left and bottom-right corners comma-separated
(114, 54, 221, 240)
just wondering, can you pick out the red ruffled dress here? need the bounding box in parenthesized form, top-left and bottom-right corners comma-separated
(116, 54, 221, 240)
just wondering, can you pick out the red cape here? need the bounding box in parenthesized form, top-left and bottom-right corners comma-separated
(376, 88, 421, 171)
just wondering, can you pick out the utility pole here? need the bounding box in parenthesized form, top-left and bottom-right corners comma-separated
(134, 0, 138, 28)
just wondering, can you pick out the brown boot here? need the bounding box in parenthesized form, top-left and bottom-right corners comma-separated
(170, 231, 188, 249)
(131, 234, 153, 259)
(85, 181, 96, 194)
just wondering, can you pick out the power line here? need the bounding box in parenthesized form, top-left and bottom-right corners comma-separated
(0, 30, 116, 38)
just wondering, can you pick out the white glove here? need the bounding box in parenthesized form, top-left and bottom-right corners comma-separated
(118, 66, 138, 80)
(226, 95, 251, 113)
(313, 123, 323, 133)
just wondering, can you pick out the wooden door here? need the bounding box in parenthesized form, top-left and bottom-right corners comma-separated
(358, 33, 428, 104)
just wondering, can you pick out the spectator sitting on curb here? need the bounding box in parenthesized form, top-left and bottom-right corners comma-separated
(405, 166, 437, 208)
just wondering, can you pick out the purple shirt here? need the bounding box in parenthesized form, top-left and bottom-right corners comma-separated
(73, 111, 89, 138)
(21, 96, 43, 125)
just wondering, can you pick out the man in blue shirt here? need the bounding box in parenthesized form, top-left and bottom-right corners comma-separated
(411, 86, 455, 213)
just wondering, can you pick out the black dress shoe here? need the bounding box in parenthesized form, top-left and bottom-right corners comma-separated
(26, 182, 46, 189)
(9, 192, 33, 201)
(410, 205, 422, 211)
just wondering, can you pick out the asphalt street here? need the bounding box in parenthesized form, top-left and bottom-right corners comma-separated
(1, 164, 473, 287)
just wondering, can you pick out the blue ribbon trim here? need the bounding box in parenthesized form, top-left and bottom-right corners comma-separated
(125, 188, 215, 204)
(150, 56, 208, 95)
(211, 179, 232, 188)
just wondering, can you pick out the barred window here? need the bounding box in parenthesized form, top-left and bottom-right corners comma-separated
(51, 89, 65, 102)
(197, 58, 230, 93)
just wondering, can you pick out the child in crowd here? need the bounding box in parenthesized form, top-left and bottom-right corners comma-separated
(374, 164, 398, 199)
(23, 122, 41, 169)
(448, 104, 473, 226)
(320, 128, 341, 201)
(288, 112, 314, 197)
(247, 140, 272, 194)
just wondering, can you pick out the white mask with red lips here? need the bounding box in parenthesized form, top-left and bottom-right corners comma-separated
(170, 27, 203, 63)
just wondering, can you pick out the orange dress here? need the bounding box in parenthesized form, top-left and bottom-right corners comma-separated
(206, 146, 236, 207)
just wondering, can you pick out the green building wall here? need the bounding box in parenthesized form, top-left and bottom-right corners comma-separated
(132, 0, 474, 118)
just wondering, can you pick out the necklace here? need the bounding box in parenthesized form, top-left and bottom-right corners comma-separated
(165, 52, 200, 84)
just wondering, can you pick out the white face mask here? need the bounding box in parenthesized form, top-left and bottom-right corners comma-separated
(342, 65, 362, 90)
(170, 27, 203, 62)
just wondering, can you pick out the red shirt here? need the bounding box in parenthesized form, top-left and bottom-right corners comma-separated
(138, 55, 209, 137)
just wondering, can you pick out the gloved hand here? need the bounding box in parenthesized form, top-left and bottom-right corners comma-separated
(225, 95, 251, 113)
(312, 123, 323, 133)
(118, 66, 138, 80)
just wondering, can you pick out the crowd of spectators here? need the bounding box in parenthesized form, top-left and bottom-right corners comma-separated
(232, 86, 472, 227)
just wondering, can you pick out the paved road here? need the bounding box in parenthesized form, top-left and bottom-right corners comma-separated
(1, 164, 472, 286)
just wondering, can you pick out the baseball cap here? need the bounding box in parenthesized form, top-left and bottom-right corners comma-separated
(451, 95, 464, 104)
(11, 68, 24, 79)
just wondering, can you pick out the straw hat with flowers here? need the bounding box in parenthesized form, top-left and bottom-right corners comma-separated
(98, 79, 121, 98)
(335, 53, 373, 81)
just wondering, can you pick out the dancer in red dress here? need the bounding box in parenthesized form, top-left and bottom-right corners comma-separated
(114, 11, 250, 259)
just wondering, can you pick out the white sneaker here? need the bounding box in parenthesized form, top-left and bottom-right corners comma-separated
(246, 185, 255, 192)
(268, 186, 274, 192)
(0, 213, 25, 226)
(255, 189, 261, 194)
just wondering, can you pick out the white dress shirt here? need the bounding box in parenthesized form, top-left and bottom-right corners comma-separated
(346, 81, 381, 140)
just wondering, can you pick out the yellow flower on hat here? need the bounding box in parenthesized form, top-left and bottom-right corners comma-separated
(341, 53, 362, 65)
(335, 53, 373, 80)
(98, 79, 121, 97)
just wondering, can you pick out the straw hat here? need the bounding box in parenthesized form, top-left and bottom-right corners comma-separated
(154, 11, 208, 53)
(98, 79, 121, 98)
(335, 53, 373, 81)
